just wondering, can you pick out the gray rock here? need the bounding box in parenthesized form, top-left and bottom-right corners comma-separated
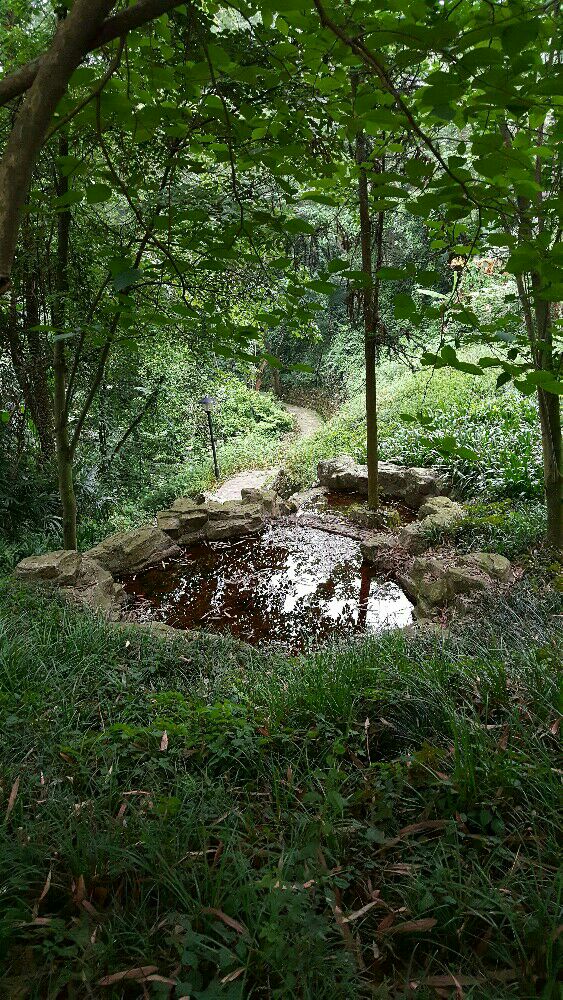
(272, 468, 301, 499)
(399, 551, 514, 617)
(241, 488, 296, 516)
(86, 525, 182, 575)
(15, 548, 82, 587)
(380, 463, 447, 508)
(445, 565, 487, 596)
(15, 550, 124, 616)
(288, 486, 327, 509)
(399, 497, 466, 553)
(317, 455, 446, 508)
(460, 551, 513, 582)
(205, 500, 264, 541)
(360, 533, 398, 564)
(417, 496, 464, 521)
(157, 497, 209, 545)
(317, 455, 368, 493)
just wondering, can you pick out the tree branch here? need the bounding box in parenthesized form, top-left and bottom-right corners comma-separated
(0, 0, 118, 295)
(104, 377, 164, 469)
(0, 0, 193, 107)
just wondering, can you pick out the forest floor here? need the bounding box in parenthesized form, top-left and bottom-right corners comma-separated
(0, 580, 560, 999)
(209, 401, 322, 501)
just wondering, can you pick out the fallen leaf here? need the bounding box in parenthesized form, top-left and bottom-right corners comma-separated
(98, 966, 158, 986)
(220, 967, 244, 984)
(376, 819, 448, 853)
(72, 875, 86, 905)
(397, 820, 448, 837)
(5, 776, 20, 819)
(160, 731, 169, 751)
(342, 898, 388, 923)
(37, 869, 52, 904)
(380, 917, 437, 936)
(377, 913, 396, 932)
(202, 907, 247, 936)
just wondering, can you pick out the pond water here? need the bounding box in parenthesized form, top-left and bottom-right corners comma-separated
(123, 522, 413, 652)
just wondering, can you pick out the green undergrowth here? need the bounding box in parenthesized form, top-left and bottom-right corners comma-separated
(284, 365, 543, 507)
(0, 418, 294, 574)
(0, 581, 561, 998)
(422, 500, 548, 563)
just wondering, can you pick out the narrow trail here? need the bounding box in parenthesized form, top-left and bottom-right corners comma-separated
(208, 401, 323, 502)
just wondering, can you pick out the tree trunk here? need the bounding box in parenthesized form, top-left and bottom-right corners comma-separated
(0, 0, 118, 293)
(52, 134, 77, 549)
(356, 128, 379, 509)
(532, 281, 562, 549)
(54, 371, 78, 550)
(537, 387, 562, 548)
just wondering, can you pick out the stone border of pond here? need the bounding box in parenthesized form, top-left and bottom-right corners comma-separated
(13, 456, 515, 631)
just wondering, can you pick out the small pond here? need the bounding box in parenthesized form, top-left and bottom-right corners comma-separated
(123, 521, 413, 652)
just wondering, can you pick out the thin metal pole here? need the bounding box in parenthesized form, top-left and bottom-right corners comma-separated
(207, 411, 219, 479)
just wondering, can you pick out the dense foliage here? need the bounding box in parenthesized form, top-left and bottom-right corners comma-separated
(0, 4, 561, 997)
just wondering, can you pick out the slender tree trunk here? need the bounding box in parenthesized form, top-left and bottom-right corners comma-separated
(53, 356, 77, 549)
(23, 247, 55, 460)
(537, 387, 562, 548)
(533, 290, 562, 548)
(52, 133, 77, 549)
(356, 128, 379, 508)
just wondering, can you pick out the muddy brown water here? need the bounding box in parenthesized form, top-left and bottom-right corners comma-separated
(123, 519, 413, 653)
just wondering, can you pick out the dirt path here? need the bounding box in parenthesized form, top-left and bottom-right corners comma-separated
(281, 402, 323, 439)
(208, 401, 322, 502)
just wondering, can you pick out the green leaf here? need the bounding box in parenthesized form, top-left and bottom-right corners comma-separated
(112, 268, 142, 292)
(520, 371, 563, 394)
(496, 371, 512, 389)
(305, 280, 335, 294)
(283, 218, 316, 235)
(394, 293, 417, 319)
(86, 184, 112, 204)
(262, 352, 283, 369)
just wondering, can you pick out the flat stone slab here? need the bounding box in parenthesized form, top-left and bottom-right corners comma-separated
(86, 525, 182, 575)
(205, 500, 264, 541)
(157, 495, 276, 545)
(157, 498, 209, 545)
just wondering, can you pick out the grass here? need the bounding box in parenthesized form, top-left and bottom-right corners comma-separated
(0, 580, 561, 998)
(284, 364, 543, 506)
